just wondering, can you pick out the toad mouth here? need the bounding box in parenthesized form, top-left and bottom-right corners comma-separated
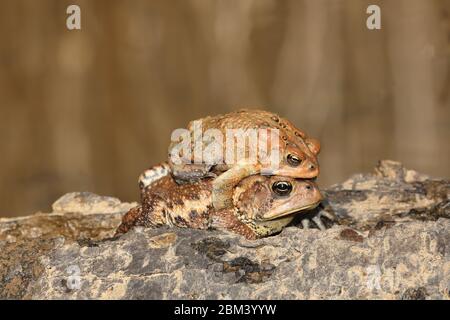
(257, 200, 322, 222)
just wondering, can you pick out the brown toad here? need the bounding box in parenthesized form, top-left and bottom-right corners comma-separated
(117, 163, 323, 240)
(163, 109, 321, 210)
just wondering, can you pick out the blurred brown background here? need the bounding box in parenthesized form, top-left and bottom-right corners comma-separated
(0, 0, 449, 217)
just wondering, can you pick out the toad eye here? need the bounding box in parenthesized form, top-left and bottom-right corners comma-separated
(272, 181, 293, 196)
(287, 154, 302, 167)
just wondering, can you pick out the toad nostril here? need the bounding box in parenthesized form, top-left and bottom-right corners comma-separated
(309, 164, 316, 170)
(305, 184, 312, 191)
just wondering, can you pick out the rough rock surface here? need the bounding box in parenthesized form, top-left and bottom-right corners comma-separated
(0, 160, 448, 299)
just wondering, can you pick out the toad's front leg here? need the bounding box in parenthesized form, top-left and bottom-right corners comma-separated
(212, 162, 261, 210)
(299, 202, 337, 230)
(209, 209, 259, 240)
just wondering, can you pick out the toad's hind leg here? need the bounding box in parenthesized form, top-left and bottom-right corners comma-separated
(170, 163, 214, 184)
(212, 163, 261, 210)
(138, 162, 171, 190)
(115, 205, 144, 236)
(115, 196, 167, 236)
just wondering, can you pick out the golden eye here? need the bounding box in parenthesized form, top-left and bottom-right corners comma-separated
(287, 154, 302, 167)
(272, 181, 293, 196)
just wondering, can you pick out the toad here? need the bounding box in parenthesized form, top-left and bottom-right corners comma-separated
(117, 164, 323, 240)
(166, 109, 321, 210)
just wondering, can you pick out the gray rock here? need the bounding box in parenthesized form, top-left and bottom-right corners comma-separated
(0, 160, 448, 299)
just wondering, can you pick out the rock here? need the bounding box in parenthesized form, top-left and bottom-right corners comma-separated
(0, 160, 448, 299)
(52, 192, 137, 215)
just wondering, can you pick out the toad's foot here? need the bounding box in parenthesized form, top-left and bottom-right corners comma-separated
(298, 205, 337, 231)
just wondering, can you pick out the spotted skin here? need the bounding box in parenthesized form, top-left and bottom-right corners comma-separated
(167, 109, 321, 210)
(116, 171, 323, 239)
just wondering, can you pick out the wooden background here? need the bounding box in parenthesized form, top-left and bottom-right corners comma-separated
(0, 0, 449, 217)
